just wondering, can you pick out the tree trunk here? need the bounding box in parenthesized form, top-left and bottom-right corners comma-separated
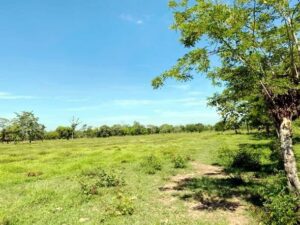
(280, 118, 300, 194)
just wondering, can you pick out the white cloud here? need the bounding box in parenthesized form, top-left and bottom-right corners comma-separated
(113, 99, 154, 106)
(187, 91, 204, 96)
(113, 97, 206, 107)
(66, 106, 101, 112)
(170, 84, 191, 91)
(65, 97, 207, 113)
(153, 110, 216, 119)
(53, 96, 90, 103)
(0, 92, 36, 100)
(120, 14, 144, 25)
(136, 20, 143, 25)
(96, 115, 148, 123)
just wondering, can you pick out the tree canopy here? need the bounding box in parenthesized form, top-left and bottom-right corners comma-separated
(153, 0, 300, 193)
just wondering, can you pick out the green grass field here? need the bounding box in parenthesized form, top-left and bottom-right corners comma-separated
(0, 132, 299, 225)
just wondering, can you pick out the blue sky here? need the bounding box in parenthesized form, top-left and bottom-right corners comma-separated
(0, 0, 220, 129)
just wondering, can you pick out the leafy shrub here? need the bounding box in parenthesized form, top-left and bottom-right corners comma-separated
(82, 168, 125, 187)
(80, 169, 125, 196)
(44, 131, 59, 140)
(263, 192, 299, 225)
(96, 170, 124, 187)
(80, 180, 99, 196)
(231, 148, 261, 171)
(218, 147, 261, 171)
(251, 174, 300, 225)
(140, 155, 162, 174)
(114, 192, 135, 216)
(172, 155, 188, 169)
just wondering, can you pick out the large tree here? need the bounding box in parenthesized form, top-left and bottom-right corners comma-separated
(153, 0, 300, 193)
(15, 111, 45, 143)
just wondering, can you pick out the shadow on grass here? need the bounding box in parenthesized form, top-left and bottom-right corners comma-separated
(238, 143, 270, 150)
(163, 175, 264, 212)
(159, 139, 284, 212)
(248, 132, 275, 140)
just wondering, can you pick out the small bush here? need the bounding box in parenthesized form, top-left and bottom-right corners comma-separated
(231, 148, 261, 171)
(217, 147, 234, 166)
(252, 174, 300, 225)
(219, 147, 261, 171)
(140, 155, 162, 174)
(114, 192, 135, 216)
(80, 169, 125, 196)
(263, 192, 299, 225)
(82, 169, 124, 187)
(80, 180, 99, 196)
(172, 155, 188, 169)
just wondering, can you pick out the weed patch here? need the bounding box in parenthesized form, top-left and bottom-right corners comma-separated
(140, 155, 162, 174)
(79, 168, 125, 196)
(172, 155, 189, 169)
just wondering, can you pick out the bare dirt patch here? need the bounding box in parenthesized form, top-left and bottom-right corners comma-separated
(159, 162, 252, 225)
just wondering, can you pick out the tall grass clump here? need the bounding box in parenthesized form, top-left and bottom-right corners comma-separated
(79, 168, 125, 196)
(140, 155, 162, 174)
(172, 155, 188, 169)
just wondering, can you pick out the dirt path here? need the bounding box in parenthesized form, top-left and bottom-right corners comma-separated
(159, 162, 253, 225)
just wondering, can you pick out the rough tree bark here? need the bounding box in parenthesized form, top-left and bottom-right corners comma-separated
(280, 118, 300, 194)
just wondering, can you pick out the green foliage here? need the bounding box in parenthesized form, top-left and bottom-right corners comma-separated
(1, 112, 46, 143)
(140, 155, 162, 174)
(218, 146, 261, 171)
(263, 192, 299, 225)
(185, 123, 205, 132)
(172, 155, 188, 168)
(231, 148, 261, 171)
(214, 121, 226, 132)
(114, 192, 135, 216)
(82, 168, 125, 188)
(1, 132, 290, 224)
(269, 140, 284, 170)
(56, 126, 73, 140)
(80, 169, 125, 196)
(48, 122, 210, 140)
(0, 217, 11, 225)
(80, 179, 100, 196)
(96, 125, 112, 138)
(44, 131, 59, 140)
(257, 175, 300, 225)
(159, 124, 174, 133)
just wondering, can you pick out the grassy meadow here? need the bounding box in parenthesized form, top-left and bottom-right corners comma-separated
(0, 131, 299, 225)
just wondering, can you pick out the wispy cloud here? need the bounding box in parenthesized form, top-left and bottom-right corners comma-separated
(0, 92, 36, 100)
(52, 96, 90, 103)
(153, 110, 216, 119)
(113, 99, 154, 106)
(187, 91, 204, 96)
(120, 14, 144, 25)
(66, 106, 101, 112)
(96, 115, 148, 123)
(170, 84, 191, 91)
(65, 97, 206, 112)
(113, 97, 206, 107)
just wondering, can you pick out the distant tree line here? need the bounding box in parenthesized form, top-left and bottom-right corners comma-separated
(0, 112, 215, 143)
(0, 111, 280, 143)
(46, 121, 213, 140)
